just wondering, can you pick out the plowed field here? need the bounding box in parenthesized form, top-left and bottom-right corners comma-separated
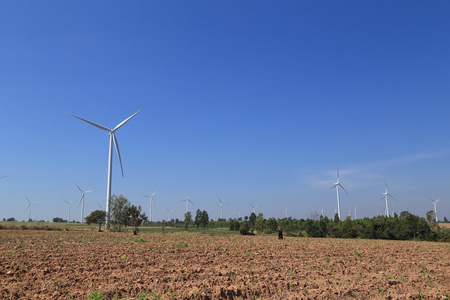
(1, 230, 449, 299)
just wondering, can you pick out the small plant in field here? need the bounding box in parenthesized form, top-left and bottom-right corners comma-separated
(88, 291, 104, 300)
(150, 292, 162, 300)
(354, 251, 361, 257)
(322, 257, 330, 262)
(121, 255, 127, 260)
(378, 288, 385, 296)
(193, 290, 200, 298)
(134, 237, 145, 242)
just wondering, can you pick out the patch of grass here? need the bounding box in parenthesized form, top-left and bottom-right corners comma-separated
(322, 257, 330, 262)
(88, 291, 104, 300)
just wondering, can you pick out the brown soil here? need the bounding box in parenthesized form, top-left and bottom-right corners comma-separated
(1, 230, 449, 299)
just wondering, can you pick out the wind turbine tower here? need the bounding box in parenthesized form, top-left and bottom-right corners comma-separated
(166, 208, 173, 221)
(180, 191, 194, 214)
(250, 204, 258, 214)
(143, 190, 158, 222)
(25, 196, 37, 221)
(382, 180, 397, 217)
(430, 198, 440, 222)
(331, 167, 348, 220)
(63, 200, 73, 223)
(75, 184, 96, 223)
(217, 196, 229, 220)
(67, 107, 145, 227)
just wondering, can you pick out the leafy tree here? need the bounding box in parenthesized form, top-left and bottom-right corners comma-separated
(444, 216, 449, 223)
(110, 195, 130, 232)
(85, 210, 107, 232)
(200, 210, 209, 228)
(184, 212, 192, 230)
(254, 213, 265, 234)
(266, 217, 278, 232)
(240, 221, 251, 235)
(6, 217, 16, 222)
(249, 213, 256, 232)
(194, 209, 202, 228)
(426, 210, 436, 223)
(126, 205, 147, 235)
(334, 213, 340, 223)
(52, 217, 64, 223)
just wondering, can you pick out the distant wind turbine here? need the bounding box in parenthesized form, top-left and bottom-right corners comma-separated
(381, 180, 397, 217)
(354, 206, 357, 220)
(63, 200, 73, 223)
(143, 190, 158, 222)
(25, 196, 37, 221)
(430, 198, 440, 222)
(250, 204, 258, 214)
(331, 167, 348, 220)
(75, 184, 96, 223)
(180, 191, 194, 214)
(66, 107, 145, 227)
(285, 208, 288, 218)
(166, 208, 173, 221)
(217, 196, 229, 220)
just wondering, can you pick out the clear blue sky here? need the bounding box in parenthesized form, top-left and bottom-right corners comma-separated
(1, 1, 450, 222)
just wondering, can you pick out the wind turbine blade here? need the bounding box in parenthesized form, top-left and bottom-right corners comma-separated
(218, 196, 223, 204)
(84, 189, 97, 194)
(388, 193, 398, 201)
(26, 196, 30, 203)
(143, 194, 150, 198)
(0, 175, 7, 179)
(189, 200, 195, 206)
(112, 107, 146, 132)
(65, 113, 111, 132)
(151, 190, 158, 197)
(112, 133, 124, 177)
(339, 184, 349, 195)
(75, 184, 83, 193)
(337, 167, 340, 181)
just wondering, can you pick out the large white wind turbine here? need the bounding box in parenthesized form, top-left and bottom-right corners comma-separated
(331, 167, 348, 220)
(250, 204, 258, 214)
(430, 198, 440, 222)
(217, 196, 229, 220)
(381, 180, 397, 217)
(63, 200, 73, 223)
(67, 107, 145, 227)
(143, 190, 158, 222)
(75, 184, 96, 223)
(180, 191, 195, 214)
(25, 196, 37, 221)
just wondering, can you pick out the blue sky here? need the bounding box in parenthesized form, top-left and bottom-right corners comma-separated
(1, 1, 450, 222)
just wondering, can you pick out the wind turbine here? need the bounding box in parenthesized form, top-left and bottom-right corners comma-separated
(63, 200, 73, 223)
(25, 196, 37, 221)
(180, 191, 194, 214)
(430, 198, 440, 222)
(354, 206, 357, 220)
(217, 196, 229, 220)
(381, 180, 397, 217)
(143, 190, 158, 222)
(285, 208, 288, 218)
(75, 184, 96, 223)
(331, 167, 348, 220)
(166, 208, 173, 221)
(66, 107, 145, 227)
(250, 204, 258, 214)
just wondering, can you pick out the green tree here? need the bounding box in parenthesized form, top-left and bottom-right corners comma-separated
(184, 212, 192, 230)
(200, 210, 209, 228)
(85, 210, 107, 232)
(266, 217, 278, 232)
(126, 205, 148, 235)
(254, 213, 265, 234)
(444, 216, 449, 223)
(110, 195, 130, 232)
(194, 209, 202, 228)
(249, 212, 256, 232)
